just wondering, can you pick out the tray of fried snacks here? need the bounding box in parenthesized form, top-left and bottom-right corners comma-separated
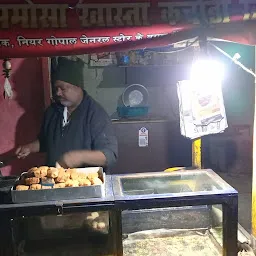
(11, 167, 105, 203)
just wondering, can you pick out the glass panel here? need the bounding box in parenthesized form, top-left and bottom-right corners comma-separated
(211, 204, 223, 247)
(121, 172, 223, 196)
(122, 205, 223, 256)
(11, 211, 113, 256)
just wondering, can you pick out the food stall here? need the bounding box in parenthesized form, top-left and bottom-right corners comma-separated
(0, 0, 256, 255)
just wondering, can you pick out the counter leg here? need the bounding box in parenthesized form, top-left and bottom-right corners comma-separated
(110, 210, 123, 256)
(0, 218, 14, 256)
(222, 196, 238, 256)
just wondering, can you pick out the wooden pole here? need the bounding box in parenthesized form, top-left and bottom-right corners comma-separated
(192, 138, 202, 168)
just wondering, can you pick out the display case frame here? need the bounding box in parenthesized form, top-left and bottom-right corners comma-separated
(112, 169, 238, 256)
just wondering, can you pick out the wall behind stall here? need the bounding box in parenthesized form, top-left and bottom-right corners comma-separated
(77, 54, 185, 121)
(0, 58, 46, 176)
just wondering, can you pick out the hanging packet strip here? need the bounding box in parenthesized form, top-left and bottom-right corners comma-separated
(177, 80, 228, 139)
(4, 78, 13, 99)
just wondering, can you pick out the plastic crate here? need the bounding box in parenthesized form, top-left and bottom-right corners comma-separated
(117, 106, 149, 118)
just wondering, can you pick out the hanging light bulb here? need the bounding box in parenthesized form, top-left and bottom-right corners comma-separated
(190, 39, 225, 94)
(190, 59, 225, 83)
(2, 58, 13, 99)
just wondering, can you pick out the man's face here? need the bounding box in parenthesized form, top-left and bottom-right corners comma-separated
(55, 80, 81, 107)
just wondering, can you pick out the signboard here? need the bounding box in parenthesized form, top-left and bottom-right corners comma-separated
(139, 127, 149, 147)
(0, 0, 256, 58)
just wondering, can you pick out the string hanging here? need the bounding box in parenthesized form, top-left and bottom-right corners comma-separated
(2, 58, 13, 99)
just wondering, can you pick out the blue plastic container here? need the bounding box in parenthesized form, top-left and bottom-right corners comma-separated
(117, 106, 149, 118)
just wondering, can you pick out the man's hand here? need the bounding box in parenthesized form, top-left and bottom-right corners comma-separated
(58, 151, 84, 169)
(58, 150, 107, 169)
(15, 140, 40, 159)
(15, 145, 32, 159)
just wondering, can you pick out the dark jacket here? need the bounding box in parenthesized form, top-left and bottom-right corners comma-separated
(38, 91, 118, 172)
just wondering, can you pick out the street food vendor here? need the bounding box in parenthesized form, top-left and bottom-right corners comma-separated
(15, 57, 118, 171)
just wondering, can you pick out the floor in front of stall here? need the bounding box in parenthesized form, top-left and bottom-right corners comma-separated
(216, 171, 252, 233)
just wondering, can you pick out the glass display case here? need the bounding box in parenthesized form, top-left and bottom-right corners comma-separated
(112, 169, 238, 256)
(0, 170, 238, 256)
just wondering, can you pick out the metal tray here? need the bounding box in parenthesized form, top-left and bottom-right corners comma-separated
(11, 167, 106, 204)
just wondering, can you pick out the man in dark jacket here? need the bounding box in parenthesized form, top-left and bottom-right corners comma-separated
(16, 57, 118, 171)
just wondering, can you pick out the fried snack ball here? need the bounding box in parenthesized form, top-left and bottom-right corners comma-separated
(86, 215, 94, 221)
(66, 168, 79, 179)
(69, 169, 79, 180)
(87, 172, 99, 182)
(16, 185, 29, 191)
(65, 179, 73, 187)
(92, 221, 98, 230)
(86, 212, 100, 221)
(91, 177, 103, 185)
(25, 177, 40, 185)
(33, 166, 48, 178)
(56, 167, 65, 176)
(30, 184, 42, 190)
(78, 173, 87, 179)
(55, 168, 69, 183)
(65, 179, 79, 187)
(53, 183, 66, 189)
(90, 219, 106, 230)
(97, 222, 106, 230)
(78, 178, 91, 186)
(47, 167, 59, 178)
(91, 212, 99, 219)
(38, 166, 48, 177)
(33, 169, 41, 178)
